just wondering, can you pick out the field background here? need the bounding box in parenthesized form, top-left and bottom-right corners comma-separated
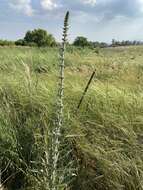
(0, 46, 143, 190)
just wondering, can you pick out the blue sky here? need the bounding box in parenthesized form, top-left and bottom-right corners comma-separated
(1, 0, 143, 42)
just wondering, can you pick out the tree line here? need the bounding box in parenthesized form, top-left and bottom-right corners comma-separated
(0, 29, 56, 47)
(111, 39, 143, 47)
(0, 28, 143, 48)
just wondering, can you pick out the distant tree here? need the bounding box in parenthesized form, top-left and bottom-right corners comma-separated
(73, 36, 89, 47)
(112, 39, 116, 47)
(24, 31, 33, 43)
(92, 41, 100, 48)
(24, 29, 56, 47)
(99, 42, 108, 48)
(15, 39, 26, 46)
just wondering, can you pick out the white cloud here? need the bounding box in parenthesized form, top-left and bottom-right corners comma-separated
(73, 11, 99, 23)
(40, 0, 58, 10)
(9, 0, 34, 16)
(138, 0, 143, 12)
(82, 0, 97, 6)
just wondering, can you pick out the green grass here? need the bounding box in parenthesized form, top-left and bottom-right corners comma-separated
(0, 46, 143, 190)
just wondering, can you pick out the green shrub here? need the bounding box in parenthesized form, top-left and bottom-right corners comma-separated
(24, 29, 56, 47)
(0, 40, 15, 46)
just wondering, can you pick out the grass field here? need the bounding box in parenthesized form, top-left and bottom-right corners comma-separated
(0, 46, 143, 190)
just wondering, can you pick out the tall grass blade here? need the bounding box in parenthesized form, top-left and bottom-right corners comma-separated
(77, 69, 96, 110)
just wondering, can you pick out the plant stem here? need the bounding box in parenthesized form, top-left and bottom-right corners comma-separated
(50, 11, 69, 190)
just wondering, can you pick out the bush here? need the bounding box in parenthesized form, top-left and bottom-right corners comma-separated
(0, 40, 15, 46)
(24, 29, 56, 47)
(15, 39, 26, 46)
(73, 36, 90, 47)
(73, 37, 108, 49)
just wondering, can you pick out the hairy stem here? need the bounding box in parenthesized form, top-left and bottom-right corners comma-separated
(50, 11, 69, 190)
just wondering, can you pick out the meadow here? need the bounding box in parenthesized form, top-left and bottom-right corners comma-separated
(0, 45, 143, 190)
